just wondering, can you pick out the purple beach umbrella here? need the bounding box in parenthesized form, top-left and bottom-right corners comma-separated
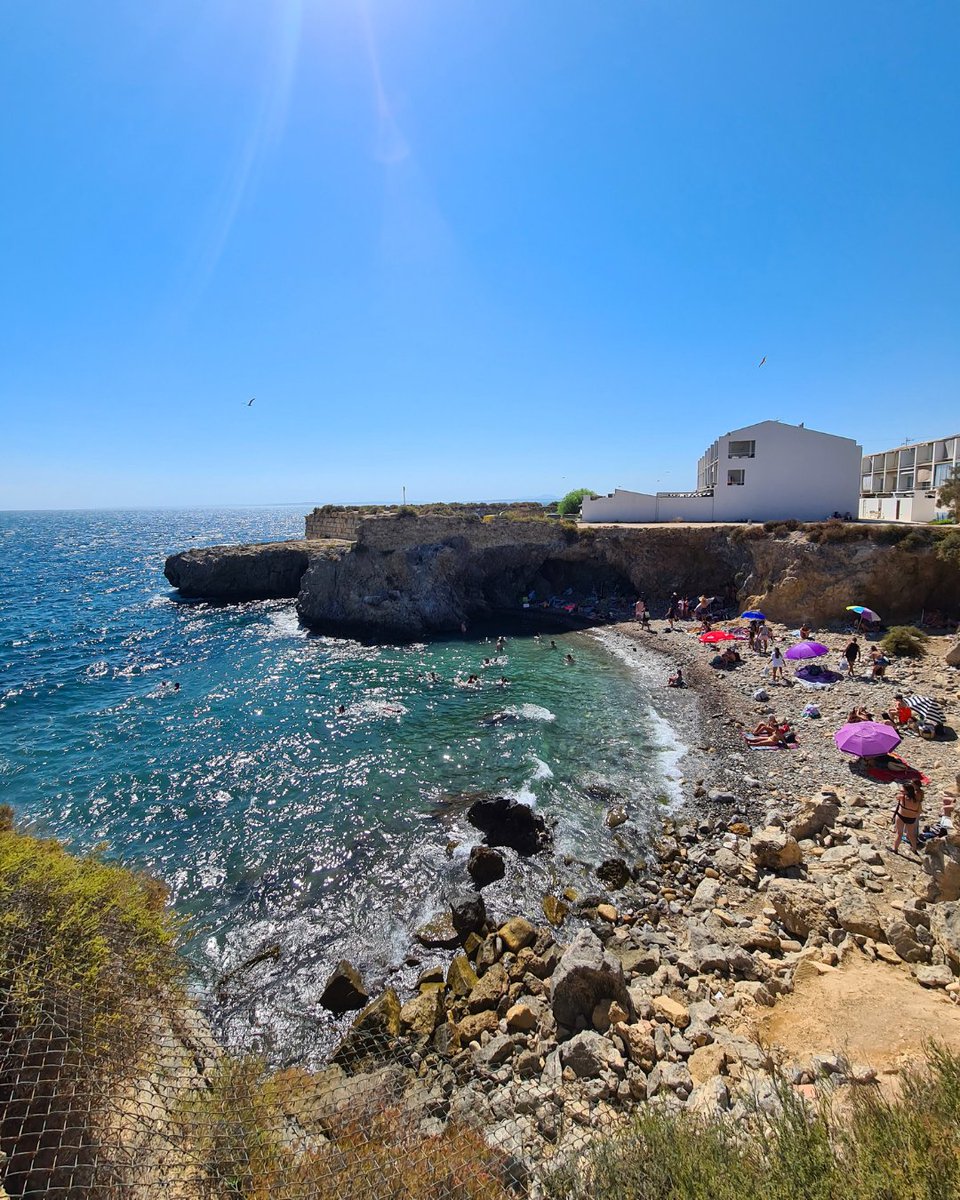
(784, 640, 829, 660)
(834, 722, 901, 757)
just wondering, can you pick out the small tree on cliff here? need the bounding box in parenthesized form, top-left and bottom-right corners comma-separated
(937, 465, 960, 522)
(557, 488, 598, 518)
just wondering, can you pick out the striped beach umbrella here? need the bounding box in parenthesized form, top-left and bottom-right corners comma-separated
(905, 695, 945, 725)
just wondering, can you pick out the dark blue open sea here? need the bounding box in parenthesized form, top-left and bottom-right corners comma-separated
(0, 506, 683, 1060)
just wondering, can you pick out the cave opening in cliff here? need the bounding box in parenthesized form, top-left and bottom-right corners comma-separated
(480, 557, 638, 627)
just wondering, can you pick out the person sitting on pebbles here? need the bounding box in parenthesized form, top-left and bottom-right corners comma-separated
(667, 667, 685, 688)
(847, 706, 873, 723)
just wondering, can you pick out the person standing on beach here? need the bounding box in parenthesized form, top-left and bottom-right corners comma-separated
(892, 780, 923, 854)
(844, 637, 861, 677)
(770, 645, 785, 682)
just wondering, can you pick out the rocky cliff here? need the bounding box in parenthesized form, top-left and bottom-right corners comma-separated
(164, 518, 960, 635)
(163, 540, 348, 601)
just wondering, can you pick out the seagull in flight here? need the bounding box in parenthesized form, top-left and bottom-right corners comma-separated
(246, 397, 255, 406)
(757, 357, 766, 367)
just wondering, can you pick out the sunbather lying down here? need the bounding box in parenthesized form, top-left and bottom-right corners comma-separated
(745, 721, 797, 748)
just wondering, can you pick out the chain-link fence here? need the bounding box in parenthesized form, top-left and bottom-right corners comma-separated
(0, 815, 625, 1199)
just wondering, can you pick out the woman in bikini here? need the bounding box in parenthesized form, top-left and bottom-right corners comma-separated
(892, 780, 924, 855)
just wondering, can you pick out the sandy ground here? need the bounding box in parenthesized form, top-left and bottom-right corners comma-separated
(757, 954, 960, 1072)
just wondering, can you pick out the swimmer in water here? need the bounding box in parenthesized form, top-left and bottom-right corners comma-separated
(336, 704, 346, 714)
(564, 653, 574, 665)
(497, 676, 508, 687)
(550, 640, 558, 651)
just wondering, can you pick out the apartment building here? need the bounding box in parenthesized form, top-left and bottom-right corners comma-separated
(859, 435, 960, 522)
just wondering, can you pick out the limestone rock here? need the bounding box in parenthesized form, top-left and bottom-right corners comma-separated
(929, 901, 960, 970)
(615, 1021, 657, 1069)
(915, 964, 954, 988)
(164, 541, 314, 601)
(751, 827, 803, 871)
(320, 960, 369, 1015)
(647, 1061, 693, 1099)
(886, 917, 930, 964)
(788, 797, 840, 841)
(835, 890, 885, 942)
(550, 928, 632, 1028)
(652, 995, 690, 1029)
(499, 916, 536, 953)
(399, 988, 444, 1036)
(542, 894, 570, 926)
(467, 845, 505, 888)
(560, 1031, 626, 1079)
(466, 796, 551, 856)
(457, 1010, 500, 1043)
(506, 1003, 538, 1031)
(689, 1043, 728, 1083)
(450, 890, 487, 940)
(447, 954, 479, 998)
(767, 879, 832, 939)
(592, 999, 629, 1032)
(692, 878, 720, 911)
(466, 963, 508, 1013)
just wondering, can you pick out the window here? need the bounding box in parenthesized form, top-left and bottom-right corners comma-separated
(934, 462, 957, 486)
(727, 469, 745, 486)
(728, 440, 756, 458)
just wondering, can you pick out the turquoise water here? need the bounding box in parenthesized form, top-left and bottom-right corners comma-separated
(0, 507, 680, 1059)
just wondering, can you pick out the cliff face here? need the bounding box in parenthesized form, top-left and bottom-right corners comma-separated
(163, 541, 346, 602)
(164, 519, 960, 635)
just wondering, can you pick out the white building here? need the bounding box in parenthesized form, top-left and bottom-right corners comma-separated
(859, 434, 959, 523)
(581, 420, 862, 524)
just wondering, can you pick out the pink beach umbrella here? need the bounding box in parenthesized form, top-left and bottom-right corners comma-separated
(784, 640, 829, 660)
(834, 722, 901, 757)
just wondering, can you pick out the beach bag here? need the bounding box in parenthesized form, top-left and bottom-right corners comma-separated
(801, 703, 821, 718)
(753, 688, 769, 702)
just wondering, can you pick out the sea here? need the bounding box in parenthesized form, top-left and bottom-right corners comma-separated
(0, 506, 685, 1062)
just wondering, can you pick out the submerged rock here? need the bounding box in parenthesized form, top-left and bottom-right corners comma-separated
(466, 796, 551, 856)
(450, 889, 487, 940)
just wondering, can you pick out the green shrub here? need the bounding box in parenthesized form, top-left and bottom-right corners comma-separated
(0, 822, 181, 1059)
(936, 528, 960, 567)
(881, 625, 929, 658)
(557, 488, 597, 518)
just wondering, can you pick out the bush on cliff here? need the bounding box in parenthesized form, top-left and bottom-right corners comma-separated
(881, 625, 929, 658)
(545, 1045, 960, 1200)
(0, 809, 181, 1056)
(936, 528, 960, 567)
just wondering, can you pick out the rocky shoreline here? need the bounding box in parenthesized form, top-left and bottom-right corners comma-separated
(297, 615, 960, 1178)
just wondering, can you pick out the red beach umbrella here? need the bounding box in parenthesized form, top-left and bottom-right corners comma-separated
(699, 631, 735, 644)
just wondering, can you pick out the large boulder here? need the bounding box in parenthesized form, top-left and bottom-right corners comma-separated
(885, 918, 930, 964)
(920, 839, 960, 903)
(835, 890, 885, 942)
(929, 902, 960, 971)
(320, 960, 369, 1015)
(596, 858, 631, 891)
(751, 827, 803, 872)
(550, 929, 632, 1029)
(788, 797, 840, 841)
(767, 880, 832, 939)
(466, 796, 551, 856)
(467, 845, 505, 888)
(945, 643, 960, 668)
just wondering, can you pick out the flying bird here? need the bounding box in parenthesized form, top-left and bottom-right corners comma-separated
(247, 397, 255, 406)
(758, 357, 766, 367)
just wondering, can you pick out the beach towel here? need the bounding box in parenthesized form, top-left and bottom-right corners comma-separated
(795, 666, 843, 689)
(856, 756, 931, 785)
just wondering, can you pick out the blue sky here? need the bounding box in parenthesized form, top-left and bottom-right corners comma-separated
(2, 1, 958, 509)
